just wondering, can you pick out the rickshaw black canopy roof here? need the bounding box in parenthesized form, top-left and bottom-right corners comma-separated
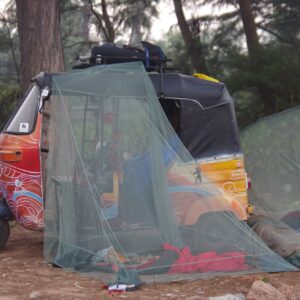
(34, 68, 241, 159)
(149, 73, 227, 109)
(149, 73, 241, 159)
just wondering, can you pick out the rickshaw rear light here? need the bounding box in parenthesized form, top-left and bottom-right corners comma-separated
(247, 175, 252, 189)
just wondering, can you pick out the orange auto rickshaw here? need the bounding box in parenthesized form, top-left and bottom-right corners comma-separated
(0, 42, 251, 249)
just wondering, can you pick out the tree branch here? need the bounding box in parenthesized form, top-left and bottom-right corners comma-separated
(256, 23, 295, 45)
(101, 0, 114, 42)
(173, 0, 207, 72)
(88, 0, 110, 42)
(63, 40, 96, 49)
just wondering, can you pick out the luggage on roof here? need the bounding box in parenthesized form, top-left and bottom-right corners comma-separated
(89, 41, 167, 70)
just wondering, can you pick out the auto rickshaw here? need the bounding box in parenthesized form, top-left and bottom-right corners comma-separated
(0, 42, 251, 250)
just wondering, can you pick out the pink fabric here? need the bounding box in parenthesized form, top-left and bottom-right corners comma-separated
(163, 243, 249, 273)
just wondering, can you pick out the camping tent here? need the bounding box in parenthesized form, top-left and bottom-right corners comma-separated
(241, 107, 300, 265)
(44, 62, 295, 285)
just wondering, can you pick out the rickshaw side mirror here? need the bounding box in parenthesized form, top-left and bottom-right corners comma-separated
(39, 86, 51, 112)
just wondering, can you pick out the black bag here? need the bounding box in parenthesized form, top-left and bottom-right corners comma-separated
(90, 41, 166, 70)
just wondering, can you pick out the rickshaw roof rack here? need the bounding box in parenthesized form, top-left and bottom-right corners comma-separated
(72, 41, 174, 73)
(72, 55, 173, 72)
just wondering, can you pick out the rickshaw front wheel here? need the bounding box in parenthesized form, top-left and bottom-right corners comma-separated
(0, 218, 10, 250)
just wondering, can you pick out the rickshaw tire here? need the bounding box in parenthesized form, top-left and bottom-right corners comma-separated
(0, 218, 10, 250)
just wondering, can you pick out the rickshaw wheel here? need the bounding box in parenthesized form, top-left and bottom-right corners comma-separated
(0, 218, 10, 250)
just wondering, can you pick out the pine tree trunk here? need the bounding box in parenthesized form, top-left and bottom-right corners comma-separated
(129, 2, 144, 44)
(82, 4, 91, 43)
(173, 0, 207, 73)
(238, 0, 259, 58)
(238, 0, 277, 114)
(16, 0, 65, 93)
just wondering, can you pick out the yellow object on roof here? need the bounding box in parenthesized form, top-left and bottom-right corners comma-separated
(193, 73, 219, 83)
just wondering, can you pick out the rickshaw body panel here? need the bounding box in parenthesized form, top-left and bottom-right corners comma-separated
(168, 154, 249, 226)
(0, 113, 44, 230)
(200, 156, 249, 220)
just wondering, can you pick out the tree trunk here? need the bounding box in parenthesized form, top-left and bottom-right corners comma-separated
(82, 4, 91, 43)
(262, 94, 277, 115)
(88, 0, 115, 43)
(238, 0, 277, 114)
(238, 0, 260, 58)
(129, 2, 144, 43)
(16, 0, 65, 93)
(101, 0, 115, 43)
(173, 0, 207, 73)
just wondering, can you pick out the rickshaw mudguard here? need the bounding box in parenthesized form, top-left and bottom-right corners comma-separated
(0, 114, 44, 230)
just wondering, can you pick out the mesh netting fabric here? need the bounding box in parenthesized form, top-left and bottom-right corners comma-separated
(44, 62, 295, 284)
(241, 107, 300, 264)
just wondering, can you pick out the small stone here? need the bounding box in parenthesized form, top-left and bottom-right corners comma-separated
(277, 283, 294, 299)
(29, 291, 41, 299)
(186, 296, 204, 300)
(247, 280, 286, 300)
(209, 293, 245, 300)
(290, 286, 300, 300)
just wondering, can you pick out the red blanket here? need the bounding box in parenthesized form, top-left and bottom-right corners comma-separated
(163, 243, 249, 273)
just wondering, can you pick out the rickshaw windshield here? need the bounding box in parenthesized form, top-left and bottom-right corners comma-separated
(4, 84, 40, 134)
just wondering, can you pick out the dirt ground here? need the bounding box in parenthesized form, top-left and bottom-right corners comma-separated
(0, 225, 300, 300)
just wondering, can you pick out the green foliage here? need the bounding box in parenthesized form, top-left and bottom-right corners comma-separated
(88, 0, 159, 43)
(253, 0, 300, 45)
(219, 43, 300, 127)
(0, 1, 20, 86)
(173, 0, 300, 128)
(160, 30, 193, 74)
(1, 0, 299, 131)
(59, 1, 96, 70)
(59, 0, 160, 69)
(232, 90, 263, 128)
(161, 22, 300, 128)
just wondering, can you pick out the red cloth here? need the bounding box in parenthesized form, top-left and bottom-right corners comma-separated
(163, 243, 249, 273)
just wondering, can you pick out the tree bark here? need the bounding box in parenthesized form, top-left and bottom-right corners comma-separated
(101, 0, 115, 43)
(237, 0, 277, 114)
(129, 2, 144, 43)
(82, 4, 91, 43)
(16, 0, 65, 93)
(238, 0, 260, 58)
(173, 0, 207, 73)
(261, 90, 277, 115)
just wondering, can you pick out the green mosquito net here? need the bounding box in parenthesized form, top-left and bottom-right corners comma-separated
(241, 107, 300, 266)
(44, 62, 295, 285)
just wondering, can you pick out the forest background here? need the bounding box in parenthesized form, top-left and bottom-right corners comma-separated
(0, 0, 299, 129)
